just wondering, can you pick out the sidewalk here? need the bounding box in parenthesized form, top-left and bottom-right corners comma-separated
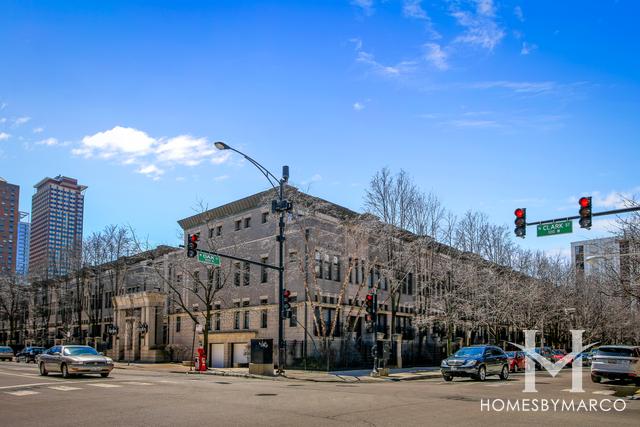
(114, 362, 441, 382)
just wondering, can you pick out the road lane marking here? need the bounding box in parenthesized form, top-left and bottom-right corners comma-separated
(48, 386, 82, 391)
(5, 390, 40, 396)
(120, 382, 152, 386)
(592, 390, 616, 395)
(87, 383, 122, 388)
(0, 370, 48, 380)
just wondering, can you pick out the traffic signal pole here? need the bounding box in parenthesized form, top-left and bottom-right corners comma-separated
(524, 206, 640, 227)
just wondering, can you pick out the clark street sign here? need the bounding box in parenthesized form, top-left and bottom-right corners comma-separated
(197, 252, 221, 266)
(537, 220, 573, 237)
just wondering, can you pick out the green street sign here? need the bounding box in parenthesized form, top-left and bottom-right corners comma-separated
(537, 220, 573, 237)
(197, 252, 221, 266)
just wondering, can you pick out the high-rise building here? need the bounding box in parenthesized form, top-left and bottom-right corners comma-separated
(29, 176, 87, 278)
(0, 177, 20, 275)
(16, 212, 30, 276)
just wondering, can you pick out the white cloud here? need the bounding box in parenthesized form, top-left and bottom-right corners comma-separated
(592, 188, 640, 209)
(213, 175, 229, 182)
(424, 43, 448, 70)
(74, 126, 232, 179)
(451, 0, 505, 51)
(155, 135, 215, 166)
(13, 116, 31, 126)
(352, 0, 374, 15)
(37, 137, 59, 146)
(137, 164, 164, 180)
(301, 173, 323, 186)
(354, 40, 417, 78)
(353, 102, 365, 111)
(463, 80, 558, 94)
(0, 118, 6, 124)
(77, 126, 155, 160)
(33, 127, 44, 133)
(403, 0, 428, 19)
(520, 42, 538, 55)
(442, 119, 500, 128)
(514, 5, 524, 21)
(0, 132, 10, 141)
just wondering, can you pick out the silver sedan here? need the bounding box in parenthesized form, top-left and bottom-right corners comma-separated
(37, 345, 114, 378)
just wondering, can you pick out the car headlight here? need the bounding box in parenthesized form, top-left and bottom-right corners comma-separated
(441, 360, 449, 367)
(464, 360, 477, 367)
(105, 358, 114, 365)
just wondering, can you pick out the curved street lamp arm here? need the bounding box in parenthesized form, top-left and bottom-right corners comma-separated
(225, 146, 279, 189)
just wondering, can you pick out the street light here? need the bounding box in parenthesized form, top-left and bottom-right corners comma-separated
(214, 141, 291, 374)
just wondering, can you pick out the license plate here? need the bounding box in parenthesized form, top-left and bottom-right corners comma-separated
(89, 366, 102, 371)
(451, 367, 457, 371)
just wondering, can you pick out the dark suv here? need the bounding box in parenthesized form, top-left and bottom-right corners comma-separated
(16, 347, 46, 363)
(441, 345, 510, 381)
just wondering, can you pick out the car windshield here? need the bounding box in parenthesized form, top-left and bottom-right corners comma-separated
(553, 350, 565, 355)
(453, 347, 484, 357)
(63, 347, 99, 356)
(596, 348, 635, 357)
(505, 351, 516, 357)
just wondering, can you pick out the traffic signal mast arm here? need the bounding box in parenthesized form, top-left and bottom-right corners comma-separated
(521, 206, 640, 227)
(180, 246, 282, 271)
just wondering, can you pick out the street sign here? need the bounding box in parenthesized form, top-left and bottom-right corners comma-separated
(537, 220, 573, 237)
(197, 252, 221, 266)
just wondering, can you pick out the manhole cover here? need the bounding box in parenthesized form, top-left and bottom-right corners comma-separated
(255, 393, 278, 396)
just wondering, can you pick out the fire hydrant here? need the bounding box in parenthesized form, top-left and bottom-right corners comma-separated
(197, 347, 207, 372)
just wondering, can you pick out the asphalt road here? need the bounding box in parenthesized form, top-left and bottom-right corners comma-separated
(1, 361, 638, 426)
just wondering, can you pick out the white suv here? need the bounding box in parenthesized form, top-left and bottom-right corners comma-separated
(591, 345, 640, 385)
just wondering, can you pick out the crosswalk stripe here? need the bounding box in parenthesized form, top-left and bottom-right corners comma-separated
(48, 386, 82, 391)
(87, 383, 121, 388)
(6, 390, 39, 396)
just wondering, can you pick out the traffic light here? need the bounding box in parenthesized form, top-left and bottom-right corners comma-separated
(283, 289, 292, 318)
(187, 233, 199, 258)
(514, 208, 527, 238)
(579, 197, 592, 229)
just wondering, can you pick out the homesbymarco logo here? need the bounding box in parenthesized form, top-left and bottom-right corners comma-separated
(480, 330, 627, 413)
(511, 329, 597, 393)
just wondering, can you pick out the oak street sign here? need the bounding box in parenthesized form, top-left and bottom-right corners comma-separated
(197, 252, 221, 266)
(537, 220, 573, 237)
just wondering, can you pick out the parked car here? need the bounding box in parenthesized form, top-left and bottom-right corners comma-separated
(0, 346, 15, 361)
(531, 346, 553, 370)
(505, 351, 526, 372)
(550, 349, 573, 367)
(591, 345, 640, 385)
(577, 348, 598, 366)
(37, 345, 114, 378)
(16, 346, 46, 363)
(441, 345, 510, 382)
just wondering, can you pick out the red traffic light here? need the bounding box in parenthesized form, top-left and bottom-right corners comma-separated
(283, 290, 291, 299)
(579, 197, 590, 208)
(514, 208, 525, 218)
(190, 234, 199, 243)
(366, 294, 373, 301)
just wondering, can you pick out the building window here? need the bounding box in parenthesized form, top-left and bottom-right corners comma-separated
(209, 228, 215, 238)
(243, 311, 250, 329)
(216, 225, 222, 236)
(193, 271, 200, 292)
(235, 220, 241, 231)
(289, 306, 297, 327)
(261, 257, 268, 283)
(234, 312, 240, 329)
(214, 313, 221, 331)
(244, 217, 251, 228)
(243, 262, 250, 286)
(261, 310, 268, 328)
(176, 316, 181, 333)
(315, 251, 322, 278)
(261, 212, 268, 223)
(333, 256, 340, 282)
(234, 262, 241, 286)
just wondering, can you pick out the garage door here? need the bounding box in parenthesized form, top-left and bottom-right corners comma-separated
(210, 343, 224, 368)
(232, 343, 249, 366)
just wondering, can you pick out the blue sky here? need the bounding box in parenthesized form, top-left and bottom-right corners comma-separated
(1, 0, 638, 257)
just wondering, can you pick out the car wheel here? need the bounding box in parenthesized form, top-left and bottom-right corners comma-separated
(39, 362, 48, 376)
(476, 366, 487, 381)
(500, 364, 510, 380)
(100, 372, 110, 378)
(61, 363, 70, 378)
(591, 374, 601, 383)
